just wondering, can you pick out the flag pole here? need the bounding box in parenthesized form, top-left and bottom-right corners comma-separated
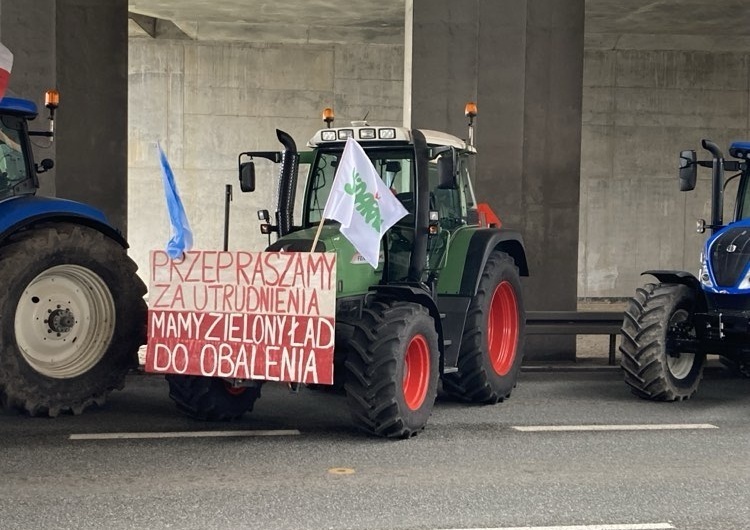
(310, 216, 326, 252)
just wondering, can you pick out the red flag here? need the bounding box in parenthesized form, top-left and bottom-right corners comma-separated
(0, 44, 13, 100)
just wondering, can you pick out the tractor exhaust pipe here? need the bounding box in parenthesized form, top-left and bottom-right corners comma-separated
(702, 139, 724, 234)
(275, 129, 299, 237)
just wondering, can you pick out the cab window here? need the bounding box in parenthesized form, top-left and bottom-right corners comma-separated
(0, 116, 28, 195)
(306, 148, 415, 225)
(737, 175, 750, 221)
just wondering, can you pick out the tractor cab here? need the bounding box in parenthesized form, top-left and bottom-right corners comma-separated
(0, 90, 57, 201)
(728, 141, 750, 222)
(238, 107, 502, 299)
(302, 121, 480, 285)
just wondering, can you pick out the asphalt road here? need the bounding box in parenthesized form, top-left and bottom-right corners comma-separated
(1, 365, 750, 530)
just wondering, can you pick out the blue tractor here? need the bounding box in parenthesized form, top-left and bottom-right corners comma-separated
(0, 91, 146, 416)
(620, 139, 750, 400)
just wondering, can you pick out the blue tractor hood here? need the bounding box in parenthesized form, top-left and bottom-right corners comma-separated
(0, 195, 126, 246)
(703, 218, 750, 293)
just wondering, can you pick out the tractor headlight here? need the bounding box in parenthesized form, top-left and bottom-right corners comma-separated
(378, 128, 396, 139)
(739, 268, 750, 290)
(699, 251, 713, 288)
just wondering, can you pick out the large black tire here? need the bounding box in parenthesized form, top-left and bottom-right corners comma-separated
(620, 283, 705, 401)
(345, 300, 439, 438)
(442, 251, 525, 404)
(166, 375, 261, 421)
(0, 223, 147, 416)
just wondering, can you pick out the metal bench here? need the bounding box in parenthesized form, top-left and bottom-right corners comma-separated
(525, 311, 624, 365)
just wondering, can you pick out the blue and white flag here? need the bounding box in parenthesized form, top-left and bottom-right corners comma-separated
(157, 143, 193, 259)
(322, 137, 408, 268)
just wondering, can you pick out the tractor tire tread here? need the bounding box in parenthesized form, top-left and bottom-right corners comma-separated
(618, 283, 704, 401)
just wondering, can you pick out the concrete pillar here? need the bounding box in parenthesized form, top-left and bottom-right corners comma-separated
(56, 0, 128, 233)
(0, 0, 56, 196)
(406, 0, 585, 360)
(0, 0, 128, 234)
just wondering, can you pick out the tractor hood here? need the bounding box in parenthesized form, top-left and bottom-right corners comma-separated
(266, 224, 383, 297)
(702, 218, 750, 293)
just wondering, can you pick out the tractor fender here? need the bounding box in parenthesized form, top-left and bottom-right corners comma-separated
(369, 284, 446, 359)
(642, 270, 701, 290)
(457, 228, 528, 297)
(0, 195, 127, 247)
(641, 270, 707, 311)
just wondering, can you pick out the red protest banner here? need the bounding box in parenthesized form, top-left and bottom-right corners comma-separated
(145, 251, 336, 384)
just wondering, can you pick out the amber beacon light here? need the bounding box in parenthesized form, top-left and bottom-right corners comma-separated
(465, 101, 477, 146)
(45, 89, 60, 110)
(322, 107, 335, 128)
(44, 89, 60, 139)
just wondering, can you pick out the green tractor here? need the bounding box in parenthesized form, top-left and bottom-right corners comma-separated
(166, 108, 529, 438)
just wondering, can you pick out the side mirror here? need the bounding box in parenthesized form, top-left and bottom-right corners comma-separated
(385, 161, 401, 173)
(36, 158, 54, 174)
(437, 155, 456, 189)
(239, 161, 255, 192)
(678, 149, 697, 191)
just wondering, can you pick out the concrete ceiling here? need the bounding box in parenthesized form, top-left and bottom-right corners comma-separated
(127, 0, 405, 43)
(128, 0, 404, 28)
(128, 0, 750, 41)
(585, 0, 750, 36)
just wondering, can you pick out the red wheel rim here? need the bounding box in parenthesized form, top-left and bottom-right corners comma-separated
(403, 334, 430, 411)
(487, 280, 519, 376)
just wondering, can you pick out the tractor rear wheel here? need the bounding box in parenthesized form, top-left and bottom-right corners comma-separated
(443, 251, 525, 404)
(166, 375, 261, 421)
(345, 300, 439, 438)
(620, 283, 705, 401)
(0, 223, 147, 416)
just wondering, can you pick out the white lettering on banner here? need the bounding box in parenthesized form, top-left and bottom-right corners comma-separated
(150, 250, 336, 289)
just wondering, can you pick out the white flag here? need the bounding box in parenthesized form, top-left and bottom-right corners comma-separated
(322, 137, 409, 268)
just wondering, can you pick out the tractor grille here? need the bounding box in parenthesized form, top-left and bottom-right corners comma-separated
(705, 292, 750, 314)
(710, 227, 750, 287)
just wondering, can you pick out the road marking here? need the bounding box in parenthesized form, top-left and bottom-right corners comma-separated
(438, 523, 675, 530)
(69, 429, 301, 440)
(512, 423, 717, 432)
(328, 467, 356, 475)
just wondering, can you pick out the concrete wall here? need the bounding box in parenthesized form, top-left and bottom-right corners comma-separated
(579, 34, 750, 299)
(127, 37, 403, 280)
(127, 15, 750, 306)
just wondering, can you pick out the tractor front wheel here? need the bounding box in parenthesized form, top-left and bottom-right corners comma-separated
(345, 301, 439, 438)
(0, 223, 147, 416)
(620, 283, 705, 401)
(443, 251, 525, 404)
(166, 375, 261, 421)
